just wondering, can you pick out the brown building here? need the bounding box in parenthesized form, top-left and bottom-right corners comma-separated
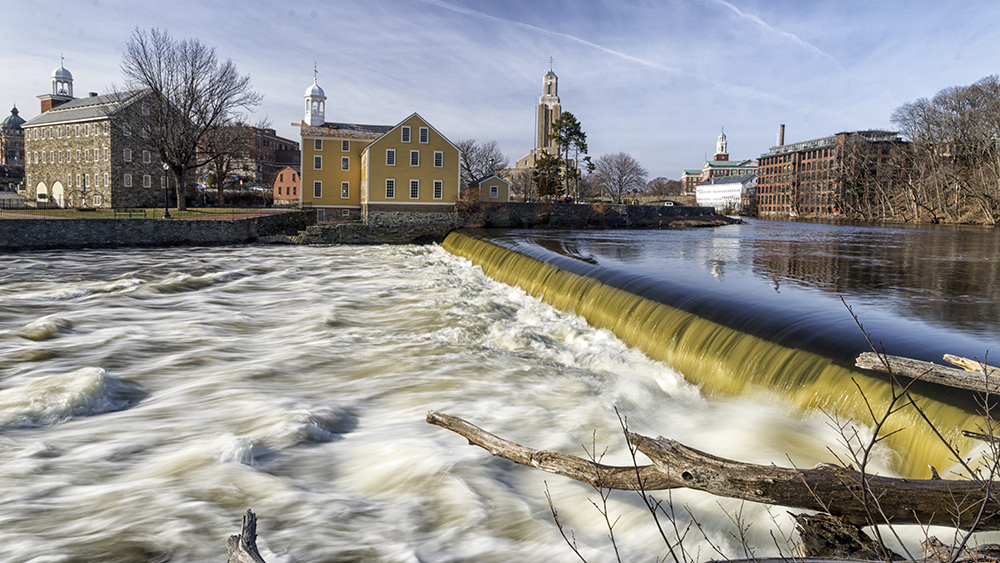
(231, 128, 300, 187)
(272, 165, 300, 202)
(756, 129, 908, 217)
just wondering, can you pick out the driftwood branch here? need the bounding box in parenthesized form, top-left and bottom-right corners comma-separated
(427, 411, 1000, 531)
(856, 352, 1000, 394)
(227, 509, 266, 563)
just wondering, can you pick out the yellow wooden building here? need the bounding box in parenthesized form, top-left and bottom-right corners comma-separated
(297, 78, 459, 226)
(469, 173, 511, 202)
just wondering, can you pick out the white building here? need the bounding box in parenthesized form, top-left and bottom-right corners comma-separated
(695, 173, 756, 213)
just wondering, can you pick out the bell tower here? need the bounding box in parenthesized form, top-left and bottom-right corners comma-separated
(536, 60, 561, 153)
(303, 65, 326, 127)
(714, 128, 729, 161)
(38, 57, 74, 114)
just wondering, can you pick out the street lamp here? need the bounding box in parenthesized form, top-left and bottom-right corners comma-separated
(161, 162, 171, 219)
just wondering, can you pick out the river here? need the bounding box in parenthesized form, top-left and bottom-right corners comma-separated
(2, 219, 999, 562)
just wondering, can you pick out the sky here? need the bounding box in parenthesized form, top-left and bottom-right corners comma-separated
(3, 0, 999, 180)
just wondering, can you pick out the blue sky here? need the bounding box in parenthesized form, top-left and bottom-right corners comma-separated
(3, 0, 998, 180)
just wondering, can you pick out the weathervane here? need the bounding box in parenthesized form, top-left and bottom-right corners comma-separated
(549, 56, 553, 71)
(313, 62, 318, 83)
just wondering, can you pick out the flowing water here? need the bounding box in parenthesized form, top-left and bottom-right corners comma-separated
(1, 221, 999, 562)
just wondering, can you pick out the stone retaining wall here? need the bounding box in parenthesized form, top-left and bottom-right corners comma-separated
(458, 201, 730, 229)
(0, 210, 315, 251)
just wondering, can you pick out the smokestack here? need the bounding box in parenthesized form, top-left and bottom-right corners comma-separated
(779, 124, 785, 146)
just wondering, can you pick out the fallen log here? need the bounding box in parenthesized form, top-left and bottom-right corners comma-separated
(855, 352, 1000, 394)
(427, 411, 1000, 531)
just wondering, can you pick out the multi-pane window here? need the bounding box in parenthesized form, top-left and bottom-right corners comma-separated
(75, 150, 80, 162)
(93, 194, 103, 206)
(314, 155, 322, 170)
(143, 150, 150, 163)
(143, 175, 151, 188)
(419, 127, 428, 143)
(401, 126, 410, 142)
(410, 179, 419, 199)
(313, 181, 322, 198)
(434, 151, 443, 167)
(67, 174, 72, 187)
(314, 139, 322, 150)
(410, 150, 419, 166)
(386, 149, 395, 165)
(341, 181, 349, 198)
(123, 124, 132, 136)
(124, 149, 132, 162)
(85, 150, 90, 162)
(104, 173, 109, 187)
(104, 148, 109, 161)
(434, 180, 443, 199)
(76, 174, 81, 187)
(490, 184, 498, 198)
(341, 140, 349, 151)
(385, 179, 395, 198)
(341, 157, 349, 171)
(85, 174, 91, 188)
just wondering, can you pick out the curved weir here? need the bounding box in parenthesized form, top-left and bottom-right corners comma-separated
(443, 230, 982, 479)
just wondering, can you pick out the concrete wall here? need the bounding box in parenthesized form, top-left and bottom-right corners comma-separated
(0, 210, 315, 251)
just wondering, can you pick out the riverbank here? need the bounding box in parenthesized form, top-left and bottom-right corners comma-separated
(0, 203, 737, 251)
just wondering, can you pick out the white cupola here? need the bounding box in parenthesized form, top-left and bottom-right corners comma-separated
(52, 57, 73, 98)
(304, 68, 326, 127)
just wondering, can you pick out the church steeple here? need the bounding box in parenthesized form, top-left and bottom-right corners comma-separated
(536, 62, 561, 153)
(714, 128, 729, 162)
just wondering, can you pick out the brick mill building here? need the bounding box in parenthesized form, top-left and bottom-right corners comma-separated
(21, 62, 169, 208)
(756, 127, 909, 217)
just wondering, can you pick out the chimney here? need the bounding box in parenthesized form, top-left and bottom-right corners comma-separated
(89, 92, 98, 97)
(779, 124, 785, 146)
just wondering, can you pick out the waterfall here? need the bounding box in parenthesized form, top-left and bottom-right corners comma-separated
(443, 230, 981, 478)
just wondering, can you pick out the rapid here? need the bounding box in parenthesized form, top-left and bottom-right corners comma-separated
(2, 221, 998, 562)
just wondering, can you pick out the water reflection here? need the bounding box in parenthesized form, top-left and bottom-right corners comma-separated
(477, 220, 1000, 367)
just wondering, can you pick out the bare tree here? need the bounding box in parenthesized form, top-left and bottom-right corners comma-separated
(646, 177, 683, 197)
(456, 139, 509, 190)
(200, 123, 257, 206)
(119, 28, 262, 210)
(592, 152, 648, 202)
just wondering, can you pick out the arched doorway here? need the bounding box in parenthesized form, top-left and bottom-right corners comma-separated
(51, 181, 65, 208)
(35, 182, 48, 205)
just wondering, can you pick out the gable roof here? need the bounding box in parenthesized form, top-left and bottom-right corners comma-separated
(698, 173, 757, 186)
(367, 112, 459, 153)
(22, 90, 147, 127)
(469, 173, 509, 186)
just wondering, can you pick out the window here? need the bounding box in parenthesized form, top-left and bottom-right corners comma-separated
(85, 124, 90, 136)
(342, 140, 349, 151)
(93, 194, 103, 206)
(104, 173, 109, 187)
(313, 181, 322, 198)
(385, 179, 395, 198)
(401, 126, 410, 142)
(57, 126, 63, 138)
(104, 148, 109, 161)
(143, 150, 151, 164)
(143, 175, 151, 188)
(410, 150, 419, 166)
(434, 180, 443, 199)
(85, 174, 91, 188)
(67, 174, 72, 187)
(58, 151, 63, 163)
(410, 179, 419, 199)
(419, 127, 428, 143)
(74, 125, 80, 137)
(314, 155, 322, 170)
(75, 150, 80, 162)
(142, 102, 150, 116)
(386, 149, 396, 166)
(341, 181, 349, 198)
(341, 157, 349, 171)
(123, 124, 131, 136)
(76, 174, 81, 187)
(85, 150, 90, 162)
(342, 209, 350, 217)
(434, 151, 443, 167)
(490, 185, 498, 199)
(314, 138, 322, 151)
(42, 152, 46, 164)
(124, 149, 132, 162)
